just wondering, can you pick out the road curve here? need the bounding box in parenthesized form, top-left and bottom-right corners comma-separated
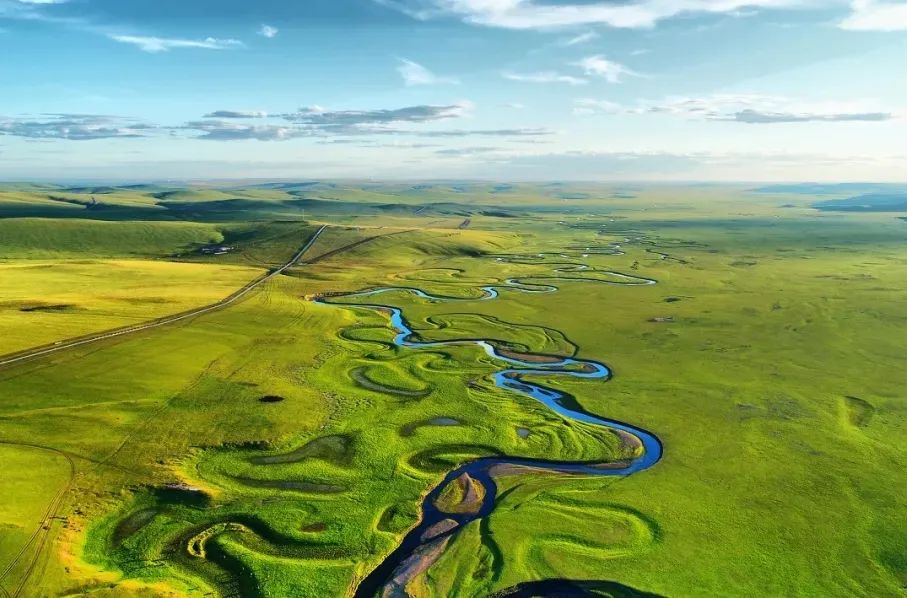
(0, 225, 327, 370)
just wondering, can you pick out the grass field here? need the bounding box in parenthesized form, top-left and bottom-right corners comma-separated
(0, 260, 263, 355)
(0, 182, 905, 597)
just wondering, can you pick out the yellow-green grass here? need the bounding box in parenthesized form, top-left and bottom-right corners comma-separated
(0, 444, 73, 597)
(0, 187, 905, 597)
(422, 474, 658, 596)
(0, 275, 336, 595)
(0, 232, 631, 596)
(102, 215, 907, 595)
(0, 259, 263, 355)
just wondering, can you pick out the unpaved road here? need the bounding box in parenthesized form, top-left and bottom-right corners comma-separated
(0, 441, 76, 598)
(0, 225, 327, 370)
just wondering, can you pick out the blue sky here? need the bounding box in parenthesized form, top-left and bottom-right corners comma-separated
(1, 0, 905, 181)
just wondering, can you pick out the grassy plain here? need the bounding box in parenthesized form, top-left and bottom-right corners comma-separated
(0, 260, 262, 354)
(0, 182, 905, 597)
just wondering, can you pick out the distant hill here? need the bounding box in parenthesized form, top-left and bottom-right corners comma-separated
(752, 183, 907, 195)
(813, 193, 907, 212)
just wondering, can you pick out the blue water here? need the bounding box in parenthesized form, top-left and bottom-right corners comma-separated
(316, 278, 662, 596)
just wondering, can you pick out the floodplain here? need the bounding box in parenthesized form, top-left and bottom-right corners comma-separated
(0, 182, 905, 597)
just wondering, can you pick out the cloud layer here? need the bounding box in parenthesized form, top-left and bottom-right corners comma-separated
(573, 55, 639, 83)
(0, 114, 153, 140)
(378, 0, 811, 29)
(108, 34, 243, 52)
(840, 0, 907, 31)
(202, 110, 269, 119)
(575, 94, 899, 124)
(0, 102, 557, 144)
(282, 103, 470, 126)
(397, 58, 459, 85)
(184, 121, 306, 141)
(504, 71, 587, 85)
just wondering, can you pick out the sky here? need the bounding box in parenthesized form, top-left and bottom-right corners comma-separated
(1, 0, 906, 182)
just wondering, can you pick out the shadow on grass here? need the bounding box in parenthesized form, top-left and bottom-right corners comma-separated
(492, 579, 667, 598)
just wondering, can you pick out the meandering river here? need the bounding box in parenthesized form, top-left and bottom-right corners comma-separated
(317, 267, 663, 597)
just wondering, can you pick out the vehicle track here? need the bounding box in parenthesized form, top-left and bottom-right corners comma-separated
(299, 229, 413, 265)
(0, 441, 75, 597)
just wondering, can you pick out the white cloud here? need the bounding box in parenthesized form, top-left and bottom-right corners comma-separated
(573, 55, 640, 83)
(108, 34, 244, 53)
(435, 145, 503, 157)
(182, 101, 553, 141)
(258, 24, 279, 38)
(0, 0, 70, 20)
(0, 113, 154, 140)
(378, 0, 813, 30)
(488, 149, 907, 181)
(185, 121, 307, 141)
(727, 108, 892, 123)
(840, 0, 907, 31)
(397, 58, 460, 86)
(203, 110, 269, 119)
(574, 93, 901, 123)
(415, 127, 552, 137)
(503, 71, 587, 85)
(282, 102, 475, 126)
(573, 98, 623, 115)
(562, 31, 598, 46)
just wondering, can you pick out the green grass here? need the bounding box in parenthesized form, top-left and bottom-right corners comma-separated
(0, 183, 905, 597)
(0, 444, 73, 596)
(0, 218, 224, 259)
(0, 259, 263, 355)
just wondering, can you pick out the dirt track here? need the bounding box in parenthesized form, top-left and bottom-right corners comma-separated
(0, 225, 327, 370)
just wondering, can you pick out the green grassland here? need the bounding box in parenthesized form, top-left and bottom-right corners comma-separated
(0, 218, 224, 259)
(0, 216, 326, 354)
(0, 183, 905, 597)
(0, 260, 262, 355)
